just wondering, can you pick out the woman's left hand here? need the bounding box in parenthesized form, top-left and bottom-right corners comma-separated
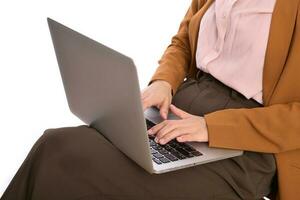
(148, 104, 209, 145)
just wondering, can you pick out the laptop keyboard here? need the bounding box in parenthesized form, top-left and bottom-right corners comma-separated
(146, 119, 203, 165)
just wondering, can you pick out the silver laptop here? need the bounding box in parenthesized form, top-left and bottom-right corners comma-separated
(47, 18, 243, 174)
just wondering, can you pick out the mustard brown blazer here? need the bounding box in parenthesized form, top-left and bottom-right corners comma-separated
(149, 0, 300, 199)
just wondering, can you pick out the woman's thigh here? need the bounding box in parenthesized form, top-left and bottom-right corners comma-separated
(24, 126, 270, 200)
(2, 76, 275, 200)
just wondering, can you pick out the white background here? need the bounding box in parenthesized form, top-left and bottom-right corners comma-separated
(0, 0, 191, 196)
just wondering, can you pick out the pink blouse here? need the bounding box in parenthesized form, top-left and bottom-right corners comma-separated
(196, 0, 276, 104)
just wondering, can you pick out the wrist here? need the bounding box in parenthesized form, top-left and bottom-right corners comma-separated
(200, 117, 209, 142)
(152, 80, 173, 95)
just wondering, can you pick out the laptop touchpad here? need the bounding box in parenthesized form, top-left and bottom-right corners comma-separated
(144, 106, 180, 124)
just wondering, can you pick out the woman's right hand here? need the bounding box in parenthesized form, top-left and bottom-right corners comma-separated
(141, 80, 173, 120)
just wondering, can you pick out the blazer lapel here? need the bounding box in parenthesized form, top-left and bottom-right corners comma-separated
(262, 0, 299, 105)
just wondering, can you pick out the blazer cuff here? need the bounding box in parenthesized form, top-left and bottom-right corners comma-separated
(148, 72, 185, 95)
(204, 110, 244, 150)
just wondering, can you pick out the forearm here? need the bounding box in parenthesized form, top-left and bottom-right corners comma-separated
(204, 102, 300, 153)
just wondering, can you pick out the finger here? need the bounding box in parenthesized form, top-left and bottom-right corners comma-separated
(141, 90, 150, 100)
(141, 94, 148, 100)
(148, 120, 168, 135)
(176, 134, 195, 143)
(158, 127, 187, 145)
(159, 99, 170, 120)
(142, 97, 152, 111)
(170, 104, 190, 119)
(155, 120, 179, 140)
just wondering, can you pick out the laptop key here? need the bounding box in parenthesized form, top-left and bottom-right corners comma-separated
(183, 146, 197, 152)
(191, 151, 203, 157)
(164, 144, 173, 151)
(164, 153, 178, 161)
(152, 145, 163, 151)
(168, 139, 177, 144)
(158, 149, 169, 155)
(150, 148, 157, 154)
(150, 141, 157, 147)
(176, 148, 194, 158)
(170, 151, 186, 160)
(178, 142, 189, 148)
(159, 157, 170, 163)
(177, 154, 187, 160)
(153, 152, 164, 159)
(152, 158, 162, 165)
(169, 143, 179, 148)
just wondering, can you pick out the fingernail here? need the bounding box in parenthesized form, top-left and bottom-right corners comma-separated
(155, 137, 159, 143)
(148, 129, 153, 134)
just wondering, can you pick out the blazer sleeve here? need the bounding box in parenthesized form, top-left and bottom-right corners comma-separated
(148, 0, 204, 94)
(204, 101, 300, 153)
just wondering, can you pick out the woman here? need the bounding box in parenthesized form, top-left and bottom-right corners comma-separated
(1, 0, 300, 199)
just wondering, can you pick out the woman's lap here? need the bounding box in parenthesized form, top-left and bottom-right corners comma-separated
(3, 125, 273, 200)
(38, 126, 240, 200)
(2, 74, 276, 200)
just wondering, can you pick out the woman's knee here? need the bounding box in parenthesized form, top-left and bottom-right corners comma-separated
(39, 126, 83, 144)
(33, 125, 96, 157)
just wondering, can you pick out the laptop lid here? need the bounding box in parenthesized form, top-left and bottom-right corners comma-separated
(47, 18, 154, 173)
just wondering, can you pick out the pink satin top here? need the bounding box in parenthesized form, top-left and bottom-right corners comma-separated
(196, 0, 276, 104)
